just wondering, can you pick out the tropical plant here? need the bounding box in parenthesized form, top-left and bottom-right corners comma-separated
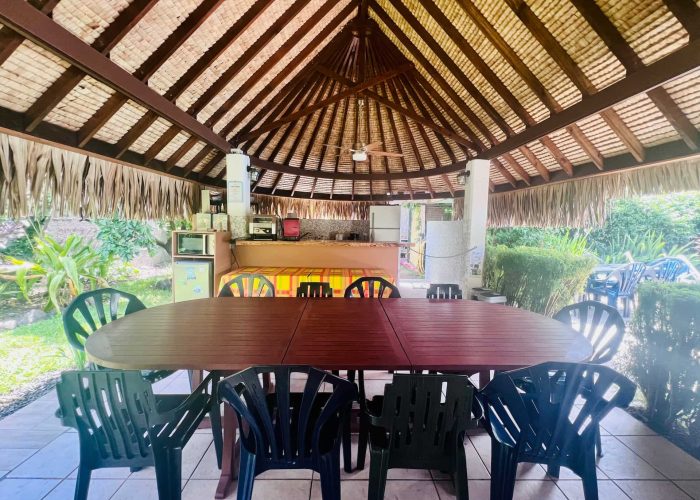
(6, 233, 110, 312)
(542, 230, 591, 256)
(626, 282, 700, 453)
(96, 217, 157, 262)
(483, 245, 597, 316)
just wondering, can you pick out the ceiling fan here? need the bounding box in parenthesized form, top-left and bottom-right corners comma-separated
(324, 141, 404, 162)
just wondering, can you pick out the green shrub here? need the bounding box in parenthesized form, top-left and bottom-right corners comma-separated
(626, 282, 700, 451)
(483, 245, 597, 316)
(96, 217, 156, 262)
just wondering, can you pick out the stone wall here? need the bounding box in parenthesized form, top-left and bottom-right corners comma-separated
(299, 218, 370, 240)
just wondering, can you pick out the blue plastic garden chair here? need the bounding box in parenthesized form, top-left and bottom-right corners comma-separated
(479, 362, 635, 500)
(605, 262, 646, 316)
(218, 366, 357, 500)
(652, 257, 688, 282)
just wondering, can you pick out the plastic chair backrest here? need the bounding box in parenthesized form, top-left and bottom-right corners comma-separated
(62, 288, 146, 351)
(56, 370, 156, 467)
(372, 374, 475, 464)
(218, 366, 356, 467)
(480, 362, 635, 460)
(344, 277, 400, 298)
(611, 262, 646, 296)
(219, 273, 275, 297)
(554, 301, 625, 364)
(426, 283, 463, 299)
(655, 258, 687, 282)
(297, 282, 333, 298)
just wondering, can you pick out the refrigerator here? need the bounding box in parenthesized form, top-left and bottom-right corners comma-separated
(173, 261, 212, 302)
(370, 206, 401, 242)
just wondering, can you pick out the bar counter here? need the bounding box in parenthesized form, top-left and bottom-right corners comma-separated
(233, 239, 403, 277)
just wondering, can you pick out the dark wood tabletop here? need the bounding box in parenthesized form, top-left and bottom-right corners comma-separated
(85, 297, 308, 371)
(282, 299, 411, 370)
(381, 298, 593, 371)
(85, 297, 592, 372)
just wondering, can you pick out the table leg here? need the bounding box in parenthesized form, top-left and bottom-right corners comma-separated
(215, 404, 239, 499)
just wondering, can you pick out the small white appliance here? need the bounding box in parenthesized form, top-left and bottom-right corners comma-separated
(370, 206, 401, 242)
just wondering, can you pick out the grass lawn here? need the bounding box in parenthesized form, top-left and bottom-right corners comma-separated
(0, 277, 172, 396)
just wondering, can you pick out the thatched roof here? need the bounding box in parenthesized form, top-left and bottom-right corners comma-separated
(0, 0, 698, 202)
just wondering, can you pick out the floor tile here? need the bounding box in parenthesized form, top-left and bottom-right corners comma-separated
(68, 466, 132, 479)
(615, 480, 691, 500)
(129, 432, 212, 480)
(599, 408, 657, 436)
(0, 448, 36, 470)
(467, 432, 547, 480)
(234, 479, 311, 500)
(595, 437, 665, 480)
(384, 479, 441, 499)
(0, 470, 7, 478)
(0, 408, 64, 431)
(111, 479, 160, 500)
(554, 479, 629, 500)
(617, 435, 700, 480)
(310, 479, 368, 499)
(675, 481, 700, 499)
(435, 479, 490, 500)
(42, 478, 125, 500)
(0, 478, 60, 499)
(0, 429, 63, 449)
(512, 480, 567, 500)
(8, 432, 79, 479)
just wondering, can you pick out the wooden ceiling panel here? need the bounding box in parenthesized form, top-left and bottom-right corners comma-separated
(663, 68, 700, 129)
(153, 130, 189, 163)
(614, 92, 680, 147)
(574, 113, 630, 160)
(129, 116, 173, 154)
(43, 75, 113, 131)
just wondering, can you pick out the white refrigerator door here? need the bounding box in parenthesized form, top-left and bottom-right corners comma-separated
(372, 228, 401, 242)
(370, 206, 401, 242)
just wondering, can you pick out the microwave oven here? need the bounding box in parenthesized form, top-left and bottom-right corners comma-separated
(177, 232, 215, 256)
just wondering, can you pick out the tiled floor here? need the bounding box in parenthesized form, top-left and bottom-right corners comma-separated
(1, 370, 699, 500)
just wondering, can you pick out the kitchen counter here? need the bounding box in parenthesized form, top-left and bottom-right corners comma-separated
(235, 239, 404, 247)
(232, 239, 402, 277)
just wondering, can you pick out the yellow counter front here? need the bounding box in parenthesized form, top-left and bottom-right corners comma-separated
(232, 240, 402, 278)
(219, 267, 395, 297)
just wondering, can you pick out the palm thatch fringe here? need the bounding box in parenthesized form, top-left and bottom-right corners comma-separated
(252, 194, 378, 220)
(0, 133, 199, 219)
(488, 158, 700, 228)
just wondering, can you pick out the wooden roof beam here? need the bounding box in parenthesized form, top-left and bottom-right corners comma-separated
(0, 0, 60, 66)
(0, 0, 230, 155)
(571, 0, 699, 150)
(664, 0, 700, 40)
(165, 136, 198, 172)
(239, 64, 412, 142)
(480, 38, 700, 159)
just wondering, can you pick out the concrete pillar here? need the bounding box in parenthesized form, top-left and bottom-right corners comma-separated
(226, 151, 250, 239)
(462, 159, 490, 292)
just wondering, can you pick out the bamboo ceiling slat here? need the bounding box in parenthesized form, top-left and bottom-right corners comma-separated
(191, 148, 218, 173)
(110, 0, 202, 75)
(130, 117, 173, 154)
(614, 93, 678, 147)
(92, 100, 148, 144)
(43, 76, 113, 131)
(663, 69, 700, 128)
(147, 0, 256, 96)
(52, 0, 131, 46)
(0, 42, 69, 113)
(155, 131, 189, 163)
(176, 140, 207, 168)
(575, 113, 629, 159)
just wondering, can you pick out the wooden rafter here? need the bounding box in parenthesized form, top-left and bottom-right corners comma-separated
(0, 0, 60, 66)
(663, 0, 700, 40)
(165, 136, 198, 172)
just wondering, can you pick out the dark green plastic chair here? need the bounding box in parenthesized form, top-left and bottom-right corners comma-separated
(479, 362, 635, 500)
(297, 281, 333, 297)
(56, 370, 216, 500)
(344, 277, 400, 298)
(62, 288, 171, 383)
(218, 366, 357, 500)
(365, 373, 477, 500)
(219, 273, 275, 297)
(426, 283, 463, 299)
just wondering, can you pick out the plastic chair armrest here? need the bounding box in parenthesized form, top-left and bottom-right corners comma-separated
(150, 372, 215, 426)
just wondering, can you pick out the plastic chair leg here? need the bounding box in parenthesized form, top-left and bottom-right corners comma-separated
(490, 442, 517, 500)
(356, 412, 369, 471)
(581, 452, 599, 500)
(454, 436, 469, 500)
(342, 410, 353, 472)
(237, 447, 256, 500)
(210, 374, 224, 468)
(154, 447, 182, 500)
(318, 452, 342, 500)
(74, 462, 92, 500)
(368, 448, 390, 500)
(595, 426, 603, 458)
(547, 464, 561, 478)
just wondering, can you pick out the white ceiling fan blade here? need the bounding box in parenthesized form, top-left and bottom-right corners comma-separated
(322, 144, 346, 150)
(368, 151, 404, 158)
(364, 141, 383, 151)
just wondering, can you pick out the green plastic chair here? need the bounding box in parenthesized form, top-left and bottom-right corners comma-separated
(365, 374, 477, 500)
(297, 281, 333, 297)
(219, 273, 275, 297)
(56, 370, 215, 500)
(62, 288, 171, 383)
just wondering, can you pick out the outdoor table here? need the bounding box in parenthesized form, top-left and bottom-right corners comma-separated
(85, 297, 592, 498)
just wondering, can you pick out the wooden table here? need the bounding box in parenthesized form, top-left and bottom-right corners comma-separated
(85, 297, 592, 498)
